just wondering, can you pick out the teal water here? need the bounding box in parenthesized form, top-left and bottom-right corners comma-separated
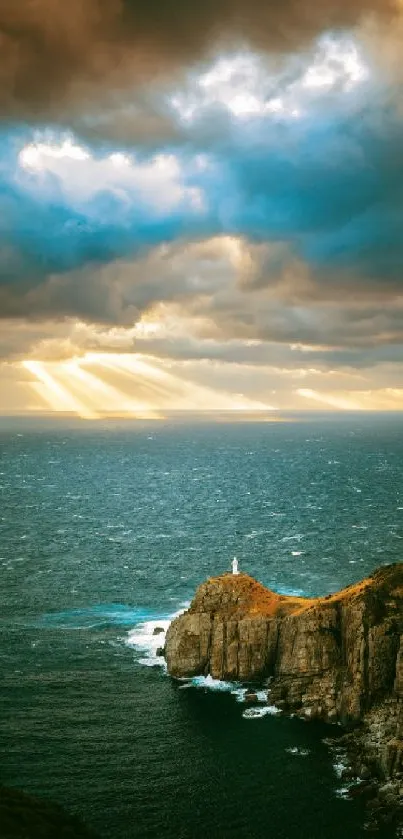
(0, 417, 402, 838)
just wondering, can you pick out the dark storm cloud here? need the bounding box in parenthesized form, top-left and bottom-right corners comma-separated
(0, 0, 398, 119)
(2, 236, 402, 365)
(1, 20, 403, 374)
(178, 271, 403, 352)
(0, 234, 225, 324)
(118, 333, 403, 370)
(207, 99, 403, 287)
(4, 89, 403, 323)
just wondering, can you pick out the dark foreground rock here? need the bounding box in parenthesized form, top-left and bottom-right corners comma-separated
(165, 563, 403, 828)
(0, 786, 98, 839)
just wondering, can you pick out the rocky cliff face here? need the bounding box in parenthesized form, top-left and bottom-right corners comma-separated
(165, 574, 315, 682)
(165, 564, 403, 787)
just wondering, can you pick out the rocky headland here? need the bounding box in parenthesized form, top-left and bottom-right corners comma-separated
(165, 563, 402, 829)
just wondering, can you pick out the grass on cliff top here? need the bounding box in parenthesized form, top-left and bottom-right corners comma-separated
(203, 563, 402, 618)
(203, 573, 315, 617)
(322, 562, 403, 604)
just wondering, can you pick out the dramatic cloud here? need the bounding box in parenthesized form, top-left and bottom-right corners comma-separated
(2, 76, 403, 323)
(0, 5, 402, 413)
(0, 0, 398, 120)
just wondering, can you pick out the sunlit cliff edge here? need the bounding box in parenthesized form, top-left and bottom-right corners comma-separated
(165, 564, 403, 805)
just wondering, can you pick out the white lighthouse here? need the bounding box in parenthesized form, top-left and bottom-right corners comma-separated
(232, 556, 239, 575)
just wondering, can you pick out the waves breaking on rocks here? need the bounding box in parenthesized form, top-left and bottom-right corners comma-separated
(126, 605, 188, 667)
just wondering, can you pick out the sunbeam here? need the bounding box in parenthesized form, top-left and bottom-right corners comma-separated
(296, 388, 363, 411)
(22, 361, 99, 419)
(60, 362, 161, 418)
(21, 352, 274, 418)
(86, 353, 273, 412)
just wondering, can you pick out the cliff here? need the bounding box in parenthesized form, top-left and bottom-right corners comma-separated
(165, 564, 403, 794)
(165, 574, 315, 682)
(166, 565, 402, 718)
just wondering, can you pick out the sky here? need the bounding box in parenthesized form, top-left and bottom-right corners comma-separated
(1, 0, 403, 417)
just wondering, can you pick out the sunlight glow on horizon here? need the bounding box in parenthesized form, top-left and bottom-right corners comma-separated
(21, 354, 273, 419)
(60, 361, 161, 419)
(22, 361, 99, 419)
(11, 357, 403, 416)
(297, 388, 364, 411)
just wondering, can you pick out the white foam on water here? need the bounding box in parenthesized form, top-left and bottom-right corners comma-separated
(323, 740, 358, 799)
(177, 681, 194, 690)
(242, 705, 281, 719)
(232, 687, 248, 702)
(138, 656, 165, 668)
(332, 760, 347, 778)
(190, 674, 240, 692)
(126, 604, 188, 668)
(129, 609, 281, 722)
(231, 687, 269, 703)
(335, 786, 350, 799)
(256, 689, 269, 702)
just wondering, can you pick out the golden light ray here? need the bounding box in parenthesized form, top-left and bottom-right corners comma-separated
(22, 361, 99, 419)
(88, 355, 187, 404)
(60, 361, 161, 419)
(84, 355, 176, 407)
(118, 355, 271, 410)
(86, 353, 272, 411)
(21, 353, 273, 418)
(297, 388, 363, 411)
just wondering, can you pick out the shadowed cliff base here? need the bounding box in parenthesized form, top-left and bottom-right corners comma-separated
(165, 564, 402, 828)
(0, 786, 98, 839)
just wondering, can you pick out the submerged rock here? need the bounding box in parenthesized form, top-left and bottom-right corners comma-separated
(244, 691, 258, 703)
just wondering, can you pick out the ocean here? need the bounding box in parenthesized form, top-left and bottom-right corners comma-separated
(0, 415, 402, 838)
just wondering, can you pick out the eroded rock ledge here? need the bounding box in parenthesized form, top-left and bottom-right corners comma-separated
(165, 563, 403, 820)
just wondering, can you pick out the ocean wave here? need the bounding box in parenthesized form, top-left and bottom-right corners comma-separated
(126, 604, 188, 667)
(176, 678, 273, 709)
(242, 706, 281, 719)
(186, 675, 241, 692)
(335, 786, 350, 799)
(323, 738, 358, 800)
(33, 604, 151, 630)
(129, 614, 279, 715)
(231, 688, 269, 703)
